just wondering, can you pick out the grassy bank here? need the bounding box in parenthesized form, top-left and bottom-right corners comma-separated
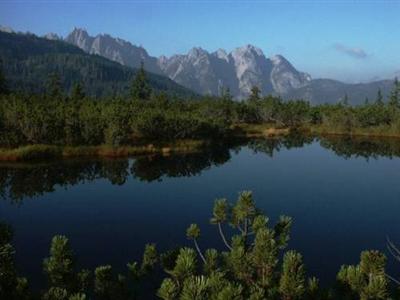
(232, 123, 291, 138)
(308, 124, 400, 139)
(0, 140, 207, 162)
(2, 123, 400, 162)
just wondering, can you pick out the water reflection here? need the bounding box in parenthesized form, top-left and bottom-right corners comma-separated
(319, 135, 400, 160)
(2, 134, 400, 203)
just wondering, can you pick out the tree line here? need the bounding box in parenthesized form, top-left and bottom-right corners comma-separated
(1, 63, 400, 149)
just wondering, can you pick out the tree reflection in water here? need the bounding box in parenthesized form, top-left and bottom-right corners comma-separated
(2, 134, 400, 203)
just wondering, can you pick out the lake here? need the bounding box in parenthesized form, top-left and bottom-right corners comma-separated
(1, 135, 400, 289)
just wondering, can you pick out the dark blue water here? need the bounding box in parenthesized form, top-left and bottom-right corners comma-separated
(1, 137, 400, 288)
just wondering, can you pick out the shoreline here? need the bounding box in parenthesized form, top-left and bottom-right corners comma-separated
(0, 140, 208, 162)
(1, 124, 400, 162)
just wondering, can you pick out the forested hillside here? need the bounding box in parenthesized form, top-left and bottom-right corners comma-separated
(0, 31, 195, 98)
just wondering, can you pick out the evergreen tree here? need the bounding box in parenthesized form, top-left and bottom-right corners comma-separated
(337, 250, 388, 300)
(220, 86, 233, 101)
(130, 62, 151, 100)
(0, 222, 29, 300)
(159, 191, 297, 299)
(389, 77, 400, 107)
(43, 235, 75, 291)
(375, 89, 384, 105)
(71, 82, 86, 101)
(249, 86, 261, 101)
(279, 251, 306, 300)
(47, 73, 63, 100)
(0, 60, 9, 95)
(342, 93, 349, 106)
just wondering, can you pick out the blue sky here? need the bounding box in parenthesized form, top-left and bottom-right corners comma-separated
(1, 0, 399, 82)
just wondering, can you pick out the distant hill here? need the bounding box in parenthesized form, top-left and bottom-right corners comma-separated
(285, 79, 394, 105)
(0, 31, 195, 98)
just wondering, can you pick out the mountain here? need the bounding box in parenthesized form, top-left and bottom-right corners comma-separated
(0, 31, 194, 98)
(65, 28, 163, 75)
(43, 32, 62, 41)
(63, 29, 311, 99)
(157, 47, 239, 96)
(1, 25, 395, 104)
(286, 79, 393, 105)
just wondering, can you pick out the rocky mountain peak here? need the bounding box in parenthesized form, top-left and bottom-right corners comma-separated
(188, 47, 209, 59)
(65, 28, 93, 52)
(65, 28, 162, 74)
(43, 32, 61, 41)
(69, 27, 89, 39)
(212, 49, 229, 62)
(0, 25, 14, 34)
(269, 54, 311, 94)
(233, 44, 265, 57)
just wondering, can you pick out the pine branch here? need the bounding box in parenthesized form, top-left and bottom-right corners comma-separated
(193, 239, 206, 264)
(218, 223, 232, 251)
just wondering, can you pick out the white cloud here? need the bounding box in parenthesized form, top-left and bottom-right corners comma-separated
(334, 43, 368, 59)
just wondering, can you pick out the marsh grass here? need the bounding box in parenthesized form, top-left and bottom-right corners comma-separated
(0, 140, 206, 161)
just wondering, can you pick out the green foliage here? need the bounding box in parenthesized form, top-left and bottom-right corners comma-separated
(42, 236, 91, 299)
(211, 198, 229, 224)
(376, 89, 384, 105)
(130, 62, 152, 100)
(279, 251, 306, 300)
(43, 236, 75, 291)
(249, 86, 261, 102)
(0, 222, 29, 300)
(1, 78, 400, 149)
(0, 31, 194, 98)
(187, 223, 201, 240)
(389, 77, 400, 108)
(1, 192, 400, 299)
(47, 73, 63, 100)
(70, 82, 85, 101)
(160, 191, 309, 299)
(220, 87, 233, 101)
(157, 278, 178, 300)
(0, 59, 9, 95)
(140, 243, 158, 275)
(337, 250, 388, 300)
(94, 265, 116, 299)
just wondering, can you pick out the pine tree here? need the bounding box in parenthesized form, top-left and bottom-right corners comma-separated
(220, 86, 233, 101)
(376, 89, 384, 105)
(389, 77, 400, 107)
(47, 72, 63, 100)
(43, 235, 75, 291)
(0, 223, 29, 299)
(249, 86, 261, 101)
(342, 93, 349, 106)
(279, 251, 306, 300)
(71, 82, 86, 101)
(0, 60, 9, 95)
(130, 62, 152, 100)
(337, 250, 388, 300)
(163, 191, 300, 299)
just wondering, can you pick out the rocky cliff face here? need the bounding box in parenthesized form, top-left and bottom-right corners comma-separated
(270, 55, 311, 94)
(157, 47, 239, 96)
(65, 28, 162, 75)
(159, 44, 310, 98)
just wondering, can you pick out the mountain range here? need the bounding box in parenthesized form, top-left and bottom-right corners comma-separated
(62, 28, 394, 104)
(0, 25, 395, 104)
(0, 30, 193, 98)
